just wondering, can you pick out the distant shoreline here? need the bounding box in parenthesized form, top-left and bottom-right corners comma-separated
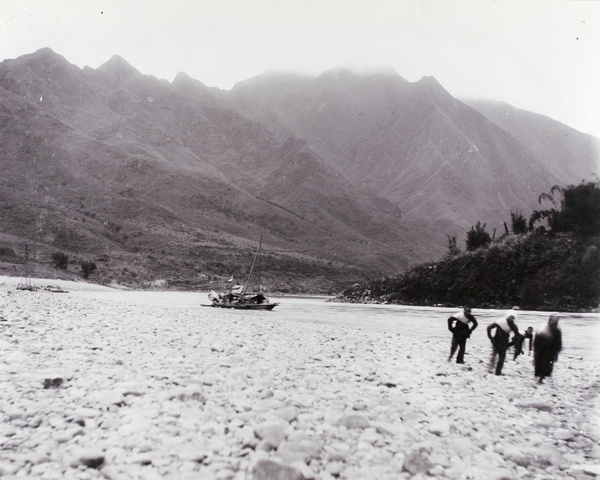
(0, 275, 117, 292)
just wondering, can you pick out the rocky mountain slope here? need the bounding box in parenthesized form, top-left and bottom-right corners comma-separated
(229, 69, 599, 240)
(0, 48, 597, 292)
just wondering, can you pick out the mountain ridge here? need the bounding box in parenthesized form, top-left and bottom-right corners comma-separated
(0, 48, 597, 292)
(228, 67, 598, 240)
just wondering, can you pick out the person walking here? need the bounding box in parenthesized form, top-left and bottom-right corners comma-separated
(509, 326, 534, 361)
(487, 307, 520, 375)
(447, 306, 478, 364)
(533, 314, 562, 384)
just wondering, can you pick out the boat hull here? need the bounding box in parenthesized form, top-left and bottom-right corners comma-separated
(204, 302, 278, 310)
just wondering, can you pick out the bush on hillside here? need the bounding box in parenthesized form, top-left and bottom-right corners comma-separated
(530, 181, 600, 236)
(338, 181, 600, 311)
(52, 252, 69, 269)
(466, 221, 492, 251)
(445, 235, 461, 257)
(80, 260, 97, 279)
(562, 181, 600, 236)
(339, 234, 600, 311)
(510, 212, 528, 235)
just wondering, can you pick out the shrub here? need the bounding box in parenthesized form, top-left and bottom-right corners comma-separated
(530, 181, 600, 236)
(52, 252, 69, 269)
(339, 182, 600, 310)
(80, 260, 97, 279)
(445, 234, 461, 257)
(510, 212, 528, 234)
(562, 181, 600, 236)
(466, 221, 492, 251)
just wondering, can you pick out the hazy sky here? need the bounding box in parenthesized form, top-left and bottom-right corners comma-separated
(1, 0, 599, 138)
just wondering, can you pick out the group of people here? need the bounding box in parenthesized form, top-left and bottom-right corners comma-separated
(447, 306, 563, 384)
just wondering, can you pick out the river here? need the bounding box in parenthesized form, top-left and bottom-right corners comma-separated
(69, 290, 600, 362)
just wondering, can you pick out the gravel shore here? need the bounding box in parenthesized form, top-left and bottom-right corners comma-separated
(1, 279, 599, 479)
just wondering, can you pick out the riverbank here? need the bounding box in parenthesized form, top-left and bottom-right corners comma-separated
(0, 279, 599, 479)
(334, 233, 600, 314)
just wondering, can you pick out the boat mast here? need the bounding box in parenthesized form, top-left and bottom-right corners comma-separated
(24, 244, 29, 280)
(18, 244, 36, 291)
(258, 239, 262, 293)
(243, 236, 262, 294)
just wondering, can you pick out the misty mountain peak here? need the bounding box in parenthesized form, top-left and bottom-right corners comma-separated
(312, 67, 410, 99)
(172, 71, 208, 88)
(231, 70, 312, 95)
(318, 68, 355, 81)
(0, 47, 83, 100)
(31, 47, 59, 58)
(415, 75, 447, 91)
(370, 65, 404, 78)
(6, 47, 72, 72)
(97, 55, 140, 78)
(317, 66, 406, 82)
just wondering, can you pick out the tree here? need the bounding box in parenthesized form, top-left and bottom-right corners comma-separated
(52, 252, 69, 269)
(529, 185, 565, 233)
(537, 185, 563, 207)
(529, 181, 600, 236)
(561, 181, 600, 236)
(510, 212, 528, 234)
(466, 221, 492, 251)
(445, 234, 461, 257)
(80, 260, 97, 279)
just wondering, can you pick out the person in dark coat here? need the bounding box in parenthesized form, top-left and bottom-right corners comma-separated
(533, 314, 562, 384)
(509, 326, 534, 361)
(487, 308, 520, 375)
(447, 306, 478, 364)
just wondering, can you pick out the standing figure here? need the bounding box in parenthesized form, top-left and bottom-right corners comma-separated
(447, 306, 478, 364)
(533, 314, 562, 384)
(487, 308, 520, 375)
(509, 326, 534, 361)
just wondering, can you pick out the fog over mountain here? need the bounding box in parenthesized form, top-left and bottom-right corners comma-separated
(0, 49, 597, 292)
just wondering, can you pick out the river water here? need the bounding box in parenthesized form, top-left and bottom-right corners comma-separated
(70, 290, 600, 362)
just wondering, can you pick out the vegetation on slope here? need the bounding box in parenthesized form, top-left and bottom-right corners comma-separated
(336, 181, 600, 311)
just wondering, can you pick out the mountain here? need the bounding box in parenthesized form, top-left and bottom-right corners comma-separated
(229, 70, 599, 241)
(0, 49, 437, 292)
(464, 99, 599, 184)
(0, 48, 597, 292)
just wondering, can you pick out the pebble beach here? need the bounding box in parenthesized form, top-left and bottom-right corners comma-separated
(1, 277, 599, 480)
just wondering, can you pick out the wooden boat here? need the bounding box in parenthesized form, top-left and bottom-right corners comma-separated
(206, 237, 278, 310)
(207, 292, 277, 310)
(43, 285, 69, 293)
